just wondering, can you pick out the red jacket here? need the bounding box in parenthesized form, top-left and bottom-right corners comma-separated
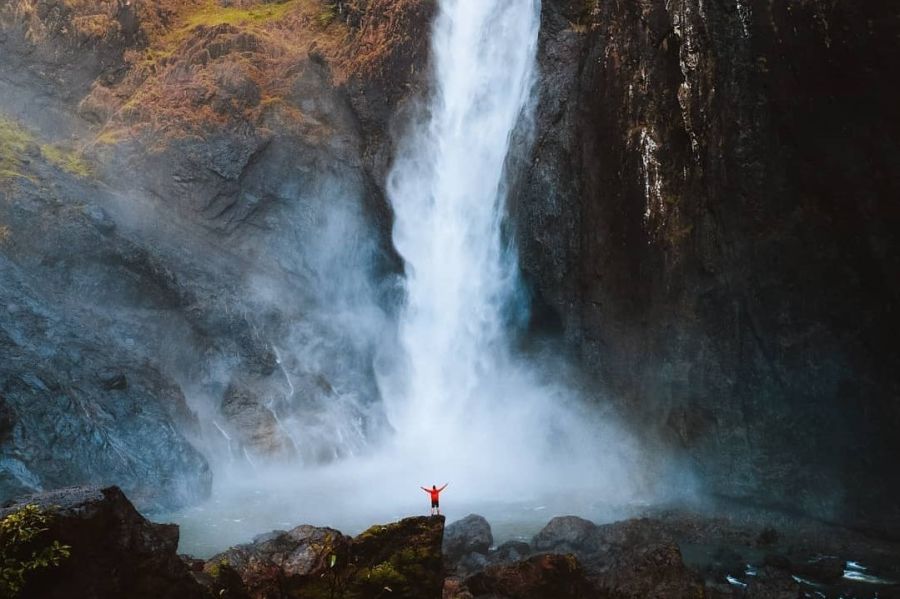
(423, 484, 447, 501)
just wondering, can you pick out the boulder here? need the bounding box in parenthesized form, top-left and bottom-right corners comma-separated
(208, 515, 445, 599)
(533, 516, 703, 598)
(204, 524, 351, 597)
(444, 514, 493, 563)
(463, 554, 595, 599)
(590, 536, 703, 598)
(531, 515, 600, 555)
(745, 566, 801, 599)
(794, 555, 844, 584)
(491, 540, 532, 564)
(0, 486, 207, 599)
(345, 515, 446, 598)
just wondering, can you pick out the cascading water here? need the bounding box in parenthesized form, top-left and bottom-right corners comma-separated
(377, 0, 643, 501)
(384, 0, 540, 445)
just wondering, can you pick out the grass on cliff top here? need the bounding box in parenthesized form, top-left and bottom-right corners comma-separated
(178, 0, 300, 30)
(149, 0, 346, 55)
(0, 118, 33, 183)
(0, 116, 93, 183)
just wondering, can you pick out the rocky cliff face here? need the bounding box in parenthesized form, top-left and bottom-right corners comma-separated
(0, 0, 431, 507)
(517, 0, 899, 529)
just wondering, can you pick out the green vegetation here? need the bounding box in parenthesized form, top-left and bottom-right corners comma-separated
(41, 143, 93, 178)
(0, 115, 93, 183)
(205, 558, 227, 578)
(0, 117, 33, 183)
(316, 3, 338, 27)
(0, 505, 71, 598)
(175, 0, 300, 34)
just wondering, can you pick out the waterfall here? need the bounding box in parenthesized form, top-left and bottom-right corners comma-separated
(379, 0, 649, 504)
(156, 0, 655, 551)
(385, 0, 540, 438)
(381, 0, 600, 501)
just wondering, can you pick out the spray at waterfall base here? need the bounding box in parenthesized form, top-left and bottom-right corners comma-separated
(156, 0, 695, 555)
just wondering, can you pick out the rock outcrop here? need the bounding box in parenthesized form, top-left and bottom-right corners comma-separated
(443, 513, 493, 568)
(206, 515, 445, 599)
(203, 524, 351, 598)
(0, 143, 211, 507)
(460, 554, 595, 599)
(0, 486, 207, 599)
(529, 516, 704, 598)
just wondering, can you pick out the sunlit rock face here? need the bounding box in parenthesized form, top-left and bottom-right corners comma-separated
(515, 0, 899, 530)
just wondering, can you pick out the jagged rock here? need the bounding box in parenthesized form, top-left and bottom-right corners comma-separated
(345, 515, 446, 598)
(208, 515, 445, 599)
(463, 554, 595, 599)
(532, 517, 703, 597)
(531, 516, 600, 555)
(0, 486, 208, 599)
(490, 540, 533, 566)
(204, 524, 351, 597)
(0, 251, 211, 509)
(0, 0, 413, 505)
(444, 514, 494, 563)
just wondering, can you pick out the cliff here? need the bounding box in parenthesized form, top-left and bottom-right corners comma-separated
(516, 0, 899, 531)
(0, 0, 432, 507)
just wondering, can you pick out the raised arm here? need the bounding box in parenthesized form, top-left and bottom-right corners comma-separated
(439, 483, 448, 492)
(420, 487, 430, 493)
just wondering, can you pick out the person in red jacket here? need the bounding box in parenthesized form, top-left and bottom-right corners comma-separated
(421, 483, 448, 515)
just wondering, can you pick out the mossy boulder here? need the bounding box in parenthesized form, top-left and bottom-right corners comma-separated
(205, 515, 445, 599)
(204, 524, 351, 598)
(343, 515, 445, 599)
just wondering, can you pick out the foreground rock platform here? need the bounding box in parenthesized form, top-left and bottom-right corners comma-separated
(204, 515, 445, 599)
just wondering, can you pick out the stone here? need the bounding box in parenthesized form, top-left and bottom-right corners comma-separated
(0, 486, 208, 599)
(463, 553, 595, 599)
(533, 517, 703, 598)
(444, 514, 494, 563)
(205, 523, 350, 597)
(207, 515, 445, 599)
(795, 555, 845, 584)
(531, 516, 600, 555)
(491, 540, 532, 564)
(745, 566, 801, 599)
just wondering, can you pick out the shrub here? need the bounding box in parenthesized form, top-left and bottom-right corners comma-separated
(0, 504, 71, 598)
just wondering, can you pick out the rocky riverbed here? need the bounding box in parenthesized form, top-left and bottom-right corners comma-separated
(3, 486, 898, 598)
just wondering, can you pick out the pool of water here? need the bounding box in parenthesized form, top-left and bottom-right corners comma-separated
(152, 464, 648, 558)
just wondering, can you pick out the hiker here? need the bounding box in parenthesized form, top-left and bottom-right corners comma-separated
(421, 483, 448, 515)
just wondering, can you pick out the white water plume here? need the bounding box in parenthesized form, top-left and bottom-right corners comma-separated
(379, 0, 645, 502)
